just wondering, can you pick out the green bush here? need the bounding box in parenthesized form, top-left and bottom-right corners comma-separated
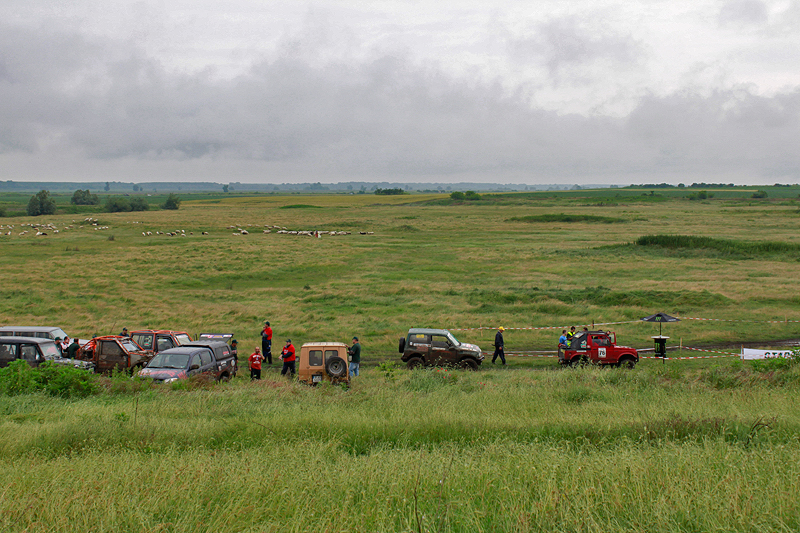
(464, 190, 481, 200)
(162, 193, 181, 210)
(71, 189, 100, 205)
(105, 196, 131, 212)
(26, 190, 57, 216)
(0, 361, 99, 398)
(450, 191, 465, 200)
(751, 190, 768, 199)
(129, 197, 150, 211)
(0, 360, 40, 395)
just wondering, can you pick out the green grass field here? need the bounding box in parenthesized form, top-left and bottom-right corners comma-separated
(2, 187, 800, 531)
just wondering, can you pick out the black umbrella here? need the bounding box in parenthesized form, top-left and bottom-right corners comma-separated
(640, 312, 680, 336)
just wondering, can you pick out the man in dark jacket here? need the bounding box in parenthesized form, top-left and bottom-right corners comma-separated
(261, 321, 273, 365)
(66, 338, 80, 358)
(492, 326, 506, 365)
(348, 336, 361, 377)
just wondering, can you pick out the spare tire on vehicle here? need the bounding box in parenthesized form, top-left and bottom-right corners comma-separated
(325, 356, 347, 378)
(398, 337, 406, 353)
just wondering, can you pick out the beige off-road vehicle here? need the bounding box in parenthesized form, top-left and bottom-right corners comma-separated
(298, 342, 350, 385)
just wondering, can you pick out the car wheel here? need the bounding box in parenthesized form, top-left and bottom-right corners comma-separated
(219, 373, 230, 382)
(398, 337, 406, 354)
(325, 356, 347, 377)
(619, 357, 636, 369)
(458, 358, 478, 371)
(406, 356, 423, 370)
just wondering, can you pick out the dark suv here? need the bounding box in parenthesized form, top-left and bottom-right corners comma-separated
(0, 336, 60, 367)
(138, 344, 236, 383)
(399, 328, 484, 370)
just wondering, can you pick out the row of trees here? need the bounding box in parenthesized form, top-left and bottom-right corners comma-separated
(23, 190, 181, 216)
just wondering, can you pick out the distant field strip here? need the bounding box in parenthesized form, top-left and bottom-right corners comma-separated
(636, 234, 800, 256)
(469, 287, 731, 309)
(507, 213, 627, 223)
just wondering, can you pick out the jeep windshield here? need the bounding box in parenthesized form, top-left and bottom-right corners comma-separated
(147, 353, 190, 369)
(446, 332, 461, 346)
(41, 342, 61, 358)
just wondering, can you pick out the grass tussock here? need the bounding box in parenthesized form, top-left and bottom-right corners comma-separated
(636, 234, 800, 257)
(507, 213, 628, 224)
(467, 286, 730, 310)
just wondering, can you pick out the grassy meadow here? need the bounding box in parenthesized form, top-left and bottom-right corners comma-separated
(2, 186, 800, 531)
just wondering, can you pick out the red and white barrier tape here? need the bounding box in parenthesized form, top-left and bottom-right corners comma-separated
(677, 316, 800, 323)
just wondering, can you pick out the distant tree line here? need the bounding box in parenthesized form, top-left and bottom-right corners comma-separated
(374, 188, 405, 195)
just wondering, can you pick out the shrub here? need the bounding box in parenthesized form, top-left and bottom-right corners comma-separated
(464, 190, 481, 200)
(751, 190, 768, 199)
(0, 360, 39, 395)
(0, 205, 5, 217)
(0, 360, 99, 398)
(71, 189, 100, 205)
(105, 196, 131, 212)
(26, 190, 57, 216)
(129, 197, 149, 211)
(450, 191, 465, 200)
(162, 193, 181, 210)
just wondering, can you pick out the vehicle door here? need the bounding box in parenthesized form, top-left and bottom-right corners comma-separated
(99, 340, 128, 370)
(0, 342, 18, 367)
(430, 334, 456, 365)
(187, 352, 203, 376)
(198, 349, 214, 376)
(19, 344, 43, 366)
(591, 334, 610, 361)
(407, 333, 430, 361)
(306, 349, 324, 382)
(156, 335, 177, 353)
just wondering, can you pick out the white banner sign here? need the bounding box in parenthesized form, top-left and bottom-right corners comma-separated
(741, 348, 795, 360)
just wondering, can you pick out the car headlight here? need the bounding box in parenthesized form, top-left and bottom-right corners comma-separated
(163, 378, 178, 383)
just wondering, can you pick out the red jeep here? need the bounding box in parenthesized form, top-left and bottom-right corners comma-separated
(76, 335, 152, 374)
(559, 330, 638, 368)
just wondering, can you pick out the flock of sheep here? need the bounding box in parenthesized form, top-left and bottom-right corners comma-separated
(1, 217, 109, 236)
(2, 218, 373, 238)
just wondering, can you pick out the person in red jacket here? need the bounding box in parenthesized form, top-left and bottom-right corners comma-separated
(280, 339, 296, 377)
(261, 321, 273, 365)
(249, 347, 264, 380)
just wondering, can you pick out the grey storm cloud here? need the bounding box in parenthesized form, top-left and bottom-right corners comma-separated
(507, 16, 642, 79)
(1, 13, 799, 183)
(718, 0, 769, 26)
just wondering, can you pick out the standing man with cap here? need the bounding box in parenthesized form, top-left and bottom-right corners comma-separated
(261, 321, 273, 365)
(348, 336, 361, 377)
(119, 327, 129, 337)
(280, 339, 296, 377)
(492, 326, 506, 365)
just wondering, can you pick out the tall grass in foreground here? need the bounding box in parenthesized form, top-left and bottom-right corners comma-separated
(2, 364, 800, 531)
(2, 441, 798, 532)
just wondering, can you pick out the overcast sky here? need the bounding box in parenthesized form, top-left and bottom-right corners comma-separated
(1, 1, 799, 185)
